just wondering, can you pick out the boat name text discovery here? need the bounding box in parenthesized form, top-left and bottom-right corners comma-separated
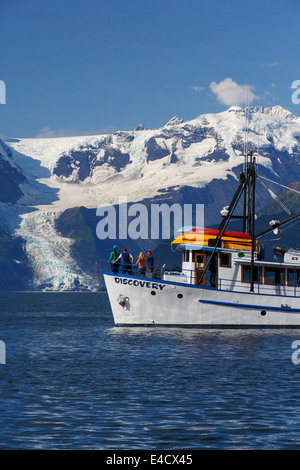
(114, 277, 165, 290)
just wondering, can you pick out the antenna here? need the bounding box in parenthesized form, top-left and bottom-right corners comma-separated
(243, 83, 250, 159)
(256, 102, 262, 165)
(243, 84, 251, 232)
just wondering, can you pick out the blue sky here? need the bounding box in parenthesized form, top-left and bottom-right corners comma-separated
(0, 0, 300, 138)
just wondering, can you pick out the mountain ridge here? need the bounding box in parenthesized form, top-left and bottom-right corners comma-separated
(1, 105, 300, 290)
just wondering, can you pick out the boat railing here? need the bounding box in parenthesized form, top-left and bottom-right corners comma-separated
(108, 263, 300, 297)
(109, 262, 177, 279)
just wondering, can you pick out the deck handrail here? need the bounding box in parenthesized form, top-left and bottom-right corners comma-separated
(109, 262, 300, 297)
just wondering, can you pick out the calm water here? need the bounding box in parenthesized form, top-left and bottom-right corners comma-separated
(0, 291, 300, 450)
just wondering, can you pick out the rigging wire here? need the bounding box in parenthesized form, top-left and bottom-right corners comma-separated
(259, 218, 300, 243)
(257, 174, 300, 195)
(277, 216, 300, 234)
(257, 176, 292, 215)
(251, 103, 299, 218)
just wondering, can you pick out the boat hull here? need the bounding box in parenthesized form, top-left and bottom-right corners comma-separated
(104, 272, 300, 327)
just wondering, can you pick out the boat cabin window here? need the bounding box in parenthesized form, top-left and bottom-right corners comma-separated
(196, 254, 205, 268)
(183, 250, 190, 262)
(287, 269, 300, 286)
(241, 265, 261, 283)
(219, 252, 231, 268)
(264, 267, 285, 285)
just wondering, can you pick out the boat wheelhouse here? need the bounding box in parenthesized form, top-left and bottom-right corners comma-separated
(167, 228, 300, 298)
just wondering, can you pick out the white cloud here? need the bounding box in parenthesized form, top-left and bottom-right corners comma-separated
(35, 125, 121, 138)
(261, 62, 281, 67)
(209, 78, 258, 107)
(36, 126, 73, 138)
(190, 85, 205, 92)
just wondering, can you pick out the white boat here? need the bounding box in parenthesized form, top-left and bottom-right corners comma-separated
(104, 151, 300, 327)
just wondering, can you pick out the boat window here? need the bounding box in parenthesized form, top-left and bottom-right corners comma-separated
(208, 239, 221, 247)
(287, 269, 300, 286)
(264, 267, 285, 285)
(219, 252, 231, 268)
(241, 265, 260, 283)
(182, 250, 190, 262)
(196, 255, 204, 267)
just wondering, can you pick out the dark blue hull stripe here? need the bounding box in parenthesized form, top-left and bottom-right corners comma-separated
(198, 299, 300, 312)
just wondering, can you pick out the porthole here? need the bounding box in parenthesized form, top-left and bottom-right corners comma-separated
(151, 291, 156, 296)
(261, 310, 267, 316)
(177, 293, 183, 299)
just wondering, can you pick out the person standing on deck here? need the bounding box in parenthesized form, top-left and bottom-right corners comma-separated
(114, 247, 134, 275)
(108, 245, 120, 273)
(135, 252, 147, 276)
(146, 251, 154, 277)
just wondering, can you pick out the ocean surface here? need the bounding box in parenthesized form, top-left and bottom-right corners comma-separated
(1, 291, 300, 450)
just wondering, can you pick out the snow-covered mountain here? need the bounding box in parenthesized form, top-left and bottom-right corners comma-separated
(8, 105, 300, 211)
(2, 105, 300, 290)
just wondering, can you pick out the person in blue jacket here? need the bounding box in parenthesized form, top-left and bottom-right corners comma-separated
(114, 247, 134, 275)
(146, 250, 154, 277)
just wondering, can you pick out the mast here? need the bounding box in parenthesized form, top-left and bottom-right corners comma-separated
(198, 149, 257, 292)
(249, 152, 256, 292)
(197, 100, 258, 289)
(243, 153, 248, 232)
(243, 104, 249, 233)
